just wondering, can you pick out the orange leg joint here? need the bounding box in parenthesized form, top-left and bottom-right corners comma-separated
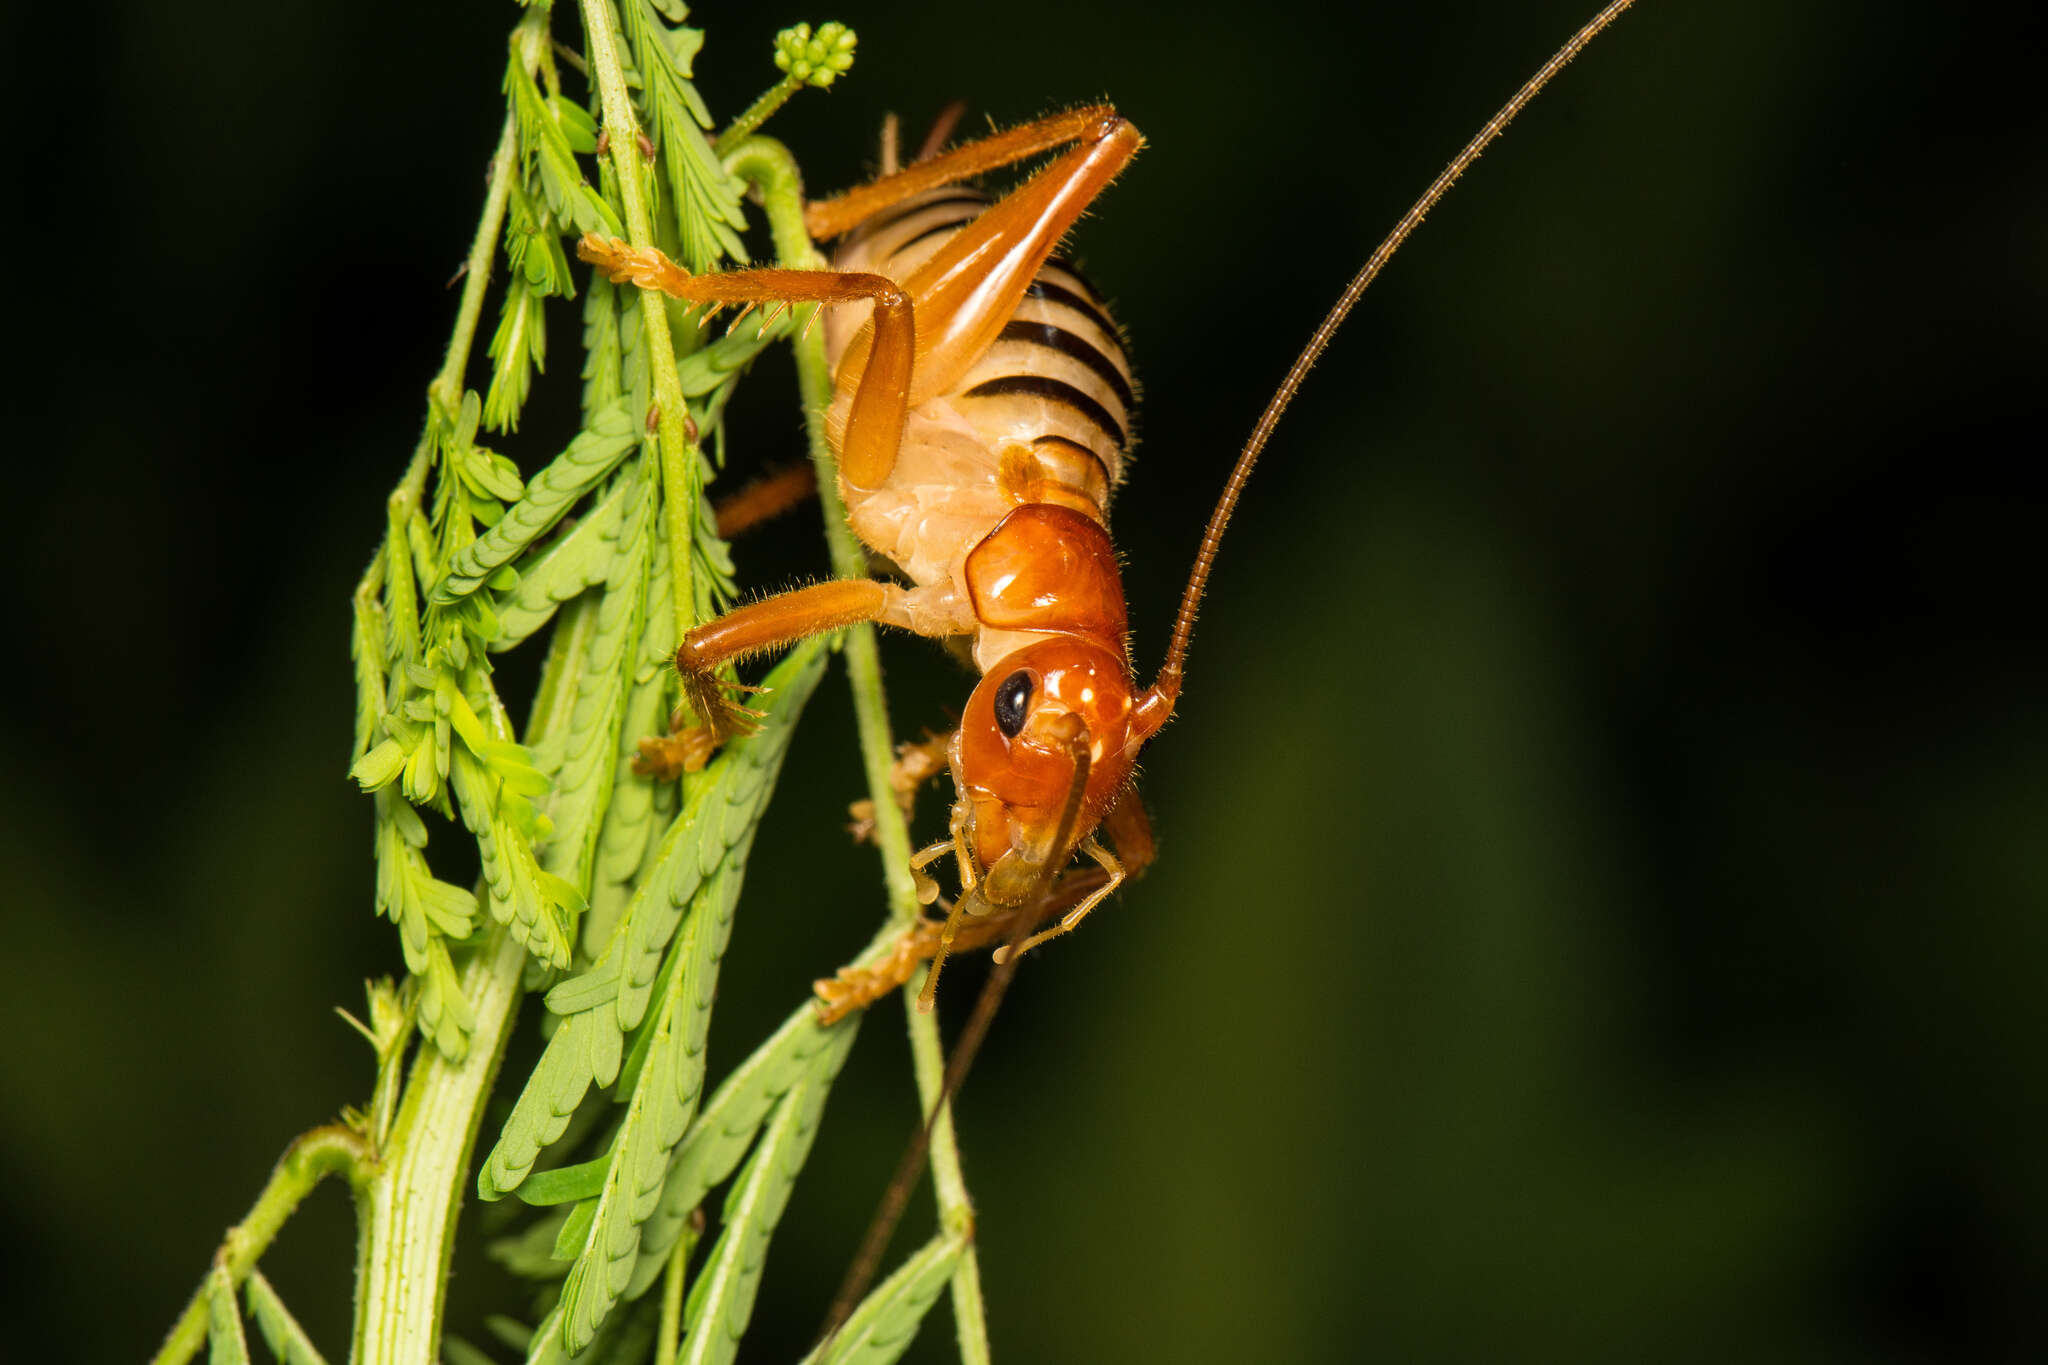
(577, 240, 915, 490)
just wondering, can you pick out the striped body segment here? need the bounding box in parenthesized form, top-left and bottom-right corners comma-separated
(820, 186, 1137, 604)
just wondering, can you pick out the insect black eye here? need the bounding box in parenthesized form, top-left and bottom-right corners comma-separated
(993, 670, 1033, 739)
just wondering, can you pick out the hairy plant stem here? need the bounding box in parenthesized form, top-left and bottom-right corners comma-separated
(352, 930, 526, 1365)
(578, 0, 700, 644)
(728, 136, 992, 1365)
(713, 76, 801, 159)
(152, 1126, 373, 1365)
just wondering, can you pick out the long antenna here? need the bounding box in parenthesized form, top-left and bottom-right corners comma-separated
(1152, 0, 1637, 703)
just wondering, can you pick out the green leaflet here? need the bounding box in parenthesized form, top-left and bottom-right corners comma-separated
(581, 274, 625, 428)
(521, 1299, 659, 1365)
(514, 1153, 610, 1206)
(626, 994, 861, 1297)
(583, 559, 680, 956)
(506, 176, 577, 299)
(243, 1272, 329, 1365)
(487, 168, 577, 437)
(418, 937, 477, 1061)
(479, 640, 826, 1200)
(615, 272, 653, 438)
(351, 581, 388, 761)
(554, 1195, 599, 1262)
(370, 789, 480, 1057)
(800, 1233, 968, 1365)
(540, 456, 655, 898)
(485, 275, 549, 434)
(672, 321, 787, 400)
(673, 1068, 845, 1365)
(433, 402, 638, 603)
(490, 475, 632, 652)
(380, 500, 423, 683)
(440, 386, 526, 510)
(554, 850, 758, 1348)
(372, 792, 481, 972)
(525, 594, 602, 785)
(206, 1264, 249, 1365)
(452, 746, 577, 970)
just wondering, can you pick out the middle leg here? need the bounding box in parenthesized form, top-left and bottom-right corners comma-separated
(631, 575, 976, 778)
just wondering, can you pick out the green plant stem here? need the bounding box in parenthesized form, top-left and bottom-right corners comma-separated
(713, 76, 800, 159)
(151, 1126, 373, 1365)
(727, 135, 991, 1365)
(578, 0, 700, 643)
(352, 932, 526, 1365)
(653, 1223, 689, 1365)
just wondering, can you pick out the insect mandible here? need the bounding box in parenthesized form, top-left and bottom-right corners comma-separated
(579, 0, 1639, 1018)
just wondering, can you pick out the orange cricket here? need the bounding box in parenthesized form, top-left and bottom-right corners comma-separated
(582, 105, 1183, 1009)
(579, 0, 1638, 1018)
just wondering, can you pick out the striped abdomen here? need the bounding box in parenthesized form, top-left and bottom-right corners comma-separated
(822, 186, 1138, 525)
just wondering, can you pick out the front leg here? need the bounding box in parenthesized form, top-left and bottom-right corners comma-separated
(811, 862, 1114, 1024)
(635, 577, 974, 777)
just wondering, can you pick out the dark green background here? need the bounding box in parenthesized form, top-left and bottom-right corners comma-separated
(6, 0, 2043, 1360)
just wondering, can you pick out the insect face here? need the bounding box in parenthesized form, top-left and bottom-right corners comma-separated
(957, 638, 1140, 874)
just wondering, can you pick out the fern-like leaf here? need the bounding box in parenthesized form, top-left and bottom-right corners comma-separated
(800, 1233, 969, 1365)
(627, 994, 860, 1296)
(479, 640, 827, 1200)
(490, 477, 631, 653)
(554, 648, 832, 1353)
(452, 747, 577, 970)
(485, 275, 549, 434)
(582, 514, 681, 954)
(351, 581, 389, 761)
(619, 0, 748, 270)
(369, 789, 481, 1056)
(520, 1300, 660, 1365)
(434, 402, 638, 602)
(675, 1056, 850, 1365)
(540, 456, 656, 899)
(581, 274, 624, 426)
